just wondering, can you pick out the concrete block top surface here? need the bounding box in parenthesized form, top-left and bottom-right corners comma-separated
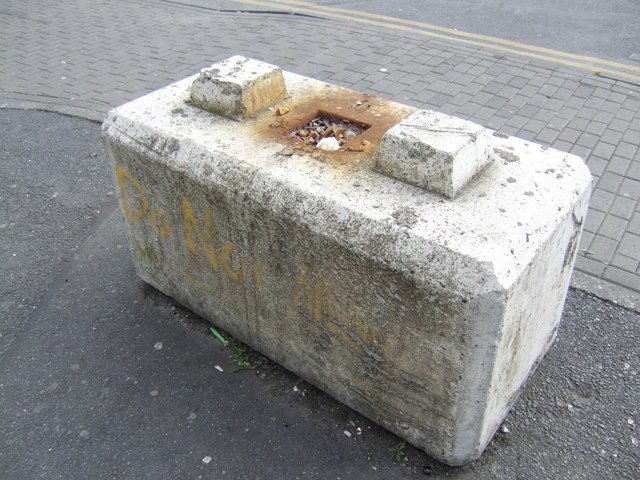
(104, 68, 591, 298)
(376, 110, 491, 198)
(190, 55, 287, 120)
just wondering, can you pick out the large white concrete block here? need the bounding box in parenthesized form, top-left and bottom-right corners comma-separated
(102, 58, 591, 466)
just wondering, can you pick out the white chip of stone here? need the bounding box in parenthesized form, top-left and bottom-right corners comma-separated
(190, 55, 287, 121)
(202, 455, 212, 464)
(317, 137, 340, 151)
(154, 342, 163, 350)
(150, 390, 158, 396)
(344, 430, 352, 437)
(215, 365, 224, 372)
(375, 109, 490, 198)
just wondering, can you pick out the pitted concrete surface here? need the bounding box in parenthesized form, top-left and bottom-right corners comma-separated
(1, 109, 639, 478)
(1, 0, 639, 309)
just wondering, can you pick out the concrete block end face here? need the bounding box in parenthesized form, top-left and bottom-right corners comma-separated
(190, 55, 287, 120)
(375, 110, 491, 198)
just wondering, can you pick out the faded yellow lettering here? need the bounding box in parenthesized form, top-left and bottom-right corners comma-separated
(182, 197, 219, 270)
(115, 165, 148, 221)
(220, 242, 245, 282)
(149, 208, 170, 238)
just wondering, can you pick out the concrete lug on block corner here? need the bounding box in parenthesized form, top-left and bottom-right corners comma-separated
(375, 110, 491, 198)
(190, 55, 287, 120)
(102, 58, 592, 466)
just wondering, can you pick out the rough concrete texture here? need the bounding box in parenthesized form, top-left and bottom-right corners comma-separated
(376, 110, 490, 198)
(102, 66, 591, 465)
(190, 55, 287, 121)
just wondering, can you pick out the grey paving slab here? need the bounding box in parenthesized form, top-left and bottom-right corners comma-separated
(1, 0, 640, 311)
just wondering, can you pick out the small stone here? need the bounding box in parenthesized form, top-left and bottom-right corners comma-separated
(150, 390, 159, 396)
(628, 417, 634, 425)
(276, 105, 290, 116)
(500, 424, 511, 434)
(79, 430, 89, 438)
(343, 430, 352, 437)
(215, 365, 224, 372)
(379, 68, 388, 73)
(188, 412, 197, 421)
(316, 137, 340, 151)
(154, 342, 163, 350)
(202, 455, 212, 464)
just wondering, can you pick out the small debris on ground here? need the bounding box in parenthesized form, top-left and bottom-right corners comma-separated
(154, 342, 163, 350)
(150, 390, 158, 396)
(209, 327, 229, 346)
(215, 365, 224, 372)
(422, 465, 433, 475)
(343, 430, 352, 438)
(500, 424, 511, 434)
(379, 67, 388, 73)
(202, 455, 212, 464)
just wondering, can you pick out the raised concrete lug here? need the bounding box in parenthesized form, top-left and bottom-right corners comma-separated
(375, 110, 491, 198)
(190, 55, 287, 120)
(102, 57, 592, 466)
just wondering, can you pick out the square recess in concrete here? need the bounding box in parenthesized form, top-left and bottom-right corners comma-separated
(288, 110, 371, 149)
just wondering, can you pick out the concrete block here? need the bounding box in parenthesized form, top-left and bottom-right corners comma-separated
(102, 59, 591, 466)
(375, 110, 491, 198)
(190, 55, 287, 120)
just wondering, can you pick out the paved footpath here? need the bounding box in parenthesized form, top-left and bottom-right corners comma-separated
(1, 0, 639, 310)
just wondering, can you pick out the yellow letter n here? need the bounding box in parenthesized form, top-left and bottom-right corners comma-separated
(182, 197, 219, 271)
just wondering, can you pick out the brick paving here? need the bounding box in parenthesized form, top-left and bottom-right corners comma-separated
(1, 0, 639, 309)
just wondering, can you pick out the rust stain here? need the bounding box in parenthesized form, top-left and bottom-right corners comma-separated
(252, 84, 414, 165)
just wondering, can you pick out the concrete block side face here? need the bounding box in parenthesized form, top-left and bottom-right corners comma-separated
(479, 182, 592, 447)
(375, 110, 490, 198)
(190, 56, 287, 120)
(103, 130, 481, 465)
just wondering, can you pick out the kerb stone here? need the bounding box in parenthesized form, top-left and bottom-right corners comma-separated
(102, 58, 591, 466)
(190, 55, 287, 120)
